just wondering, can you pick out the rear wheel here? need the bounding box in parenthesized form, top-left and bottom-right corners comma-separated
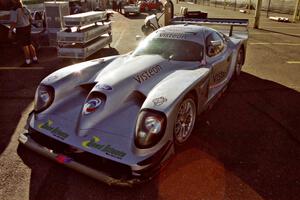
(173, 94, 197, 146)
(234, 47, 245, 78)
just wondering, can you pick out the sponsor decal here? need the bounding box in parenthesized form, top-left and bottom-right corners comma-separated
(134, 65, 162, 84)
(56, 154, 72, 164)
(96, 84, 112, 91)
(81, 136, 126, 159)
(38, 120, 69, 140)
(83, 98, 102, 115)
(153, 96, 167, 106)
(159, 33, 186, 40)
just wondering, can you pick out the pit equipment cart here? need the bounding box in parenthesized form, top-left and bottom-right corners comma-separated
(57, 11, 112, 59)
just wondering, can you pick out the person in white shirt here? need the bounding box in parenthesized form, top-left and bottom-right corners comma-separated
(9, 0, 38, 66)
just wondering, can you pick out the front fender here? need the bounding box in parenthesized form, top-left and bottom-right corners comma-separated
(133, 68, 209, 156)
(39, 56, 118, 105)
(142, 68, 210, 116)
(41, 56, 118, 87)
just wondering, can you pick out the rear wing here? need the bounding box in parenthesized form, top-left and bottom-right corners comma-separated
(171, 17, 249, 38)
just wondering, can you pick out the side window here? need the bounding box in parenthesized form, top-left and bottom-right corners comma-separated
(205, 32, 225, 57)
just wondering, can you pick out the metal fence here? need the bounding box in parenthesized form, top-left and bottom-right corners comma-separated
(191, 0, 298, 14)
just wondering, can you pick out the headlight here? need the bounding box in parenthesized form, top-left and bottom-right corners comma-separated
(135, 110, 167, 149)
(145, 116, 161, 133)
(34, 85, 54, 113)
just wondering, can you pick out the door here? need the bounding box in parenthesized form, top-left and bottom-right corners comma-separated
(205, 31, 232, 89)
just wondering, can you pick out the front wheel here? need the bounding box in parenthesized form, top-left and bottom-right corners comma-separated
(173, 94, 197, 146)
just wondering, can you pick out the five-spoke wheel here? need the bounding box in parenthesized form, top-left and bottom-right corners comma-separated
(173, 95, 196, 145)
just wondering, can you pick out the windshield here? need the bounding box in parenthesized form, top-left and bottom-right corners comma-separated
(132, 38, 203, 61)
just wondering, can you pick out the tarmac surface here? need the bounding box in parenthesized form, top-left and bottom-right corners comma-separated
(0, 1, 300, 200)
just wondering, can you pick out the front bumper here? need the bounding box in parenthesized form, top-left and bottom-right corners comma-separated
(19, 132, 142, 187)
(19, 130, 173, 187)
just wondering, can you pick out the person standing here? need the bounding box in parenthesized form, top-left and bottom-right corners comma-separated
(9, 0, 38, 66)
(116, 0, 122, 13)
(112, 0, 117, 11)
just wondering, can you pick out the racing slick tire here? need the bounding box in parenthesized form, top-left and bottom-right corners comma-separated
(234, 47, 245, 78)
(173, 94, 197, 146)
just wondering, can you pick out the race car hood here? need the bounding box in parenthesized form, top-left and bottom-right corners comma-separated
(31, 54, 203, 163)
(77, 54, 200, 136)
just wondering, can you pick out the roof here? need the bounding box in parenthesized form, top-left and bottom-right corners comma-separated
(159, 24, 209, 33)
(152, 24, 213, 44)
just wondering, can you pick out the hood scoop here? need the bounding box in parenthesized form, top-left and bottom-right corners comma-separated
(76, 91, 107, 137)
(124, 91, 146, 107)
(79, 82, 97, 94)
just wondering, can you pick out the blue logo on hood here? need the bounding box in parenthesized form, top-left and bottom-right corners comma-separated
(96, 84, 112, 91)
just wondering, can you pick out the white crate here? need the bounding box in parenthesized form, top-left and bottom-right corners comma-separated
(57, 22, 111, 44)
(63, 11, 107, 27)
(57, 35, 112, 59)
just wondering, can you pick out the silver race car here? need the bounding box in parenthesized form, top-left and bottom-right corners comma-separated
(19, 17, 248, 186)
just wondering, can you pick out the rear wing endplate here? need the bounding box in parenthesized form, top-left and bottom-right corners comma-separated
(171, 17, 249, 37)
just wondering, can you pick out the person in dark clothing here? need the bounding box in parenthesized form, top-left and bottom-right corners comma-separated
(116, 0, 122, 13)
(169, 0, 174, 19)
(9, 0, 38, 66)
(112, 0, 117, 11)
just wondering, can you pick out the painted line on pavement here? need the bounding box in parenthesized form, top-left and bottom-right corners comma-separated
(273, 43, 300, 46)
(249, 42, 300, 46)
(113, 29, 125, 48)
(249, 42, 270, 45)
(286, 61, 300, 64)
(261, 27, 300, 29)
(250, 32, 300, 36)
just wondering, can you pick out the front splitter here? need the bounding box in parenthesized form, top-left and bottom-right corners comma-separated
(18, 133, 144, 187)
